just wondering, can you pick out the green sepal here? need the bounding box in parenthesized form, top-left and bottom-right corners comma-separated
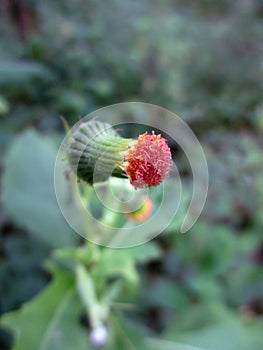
(67, 120, 132, 185)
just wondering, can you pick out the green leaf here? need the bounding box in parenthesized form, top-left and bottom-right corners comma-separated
(1, 268, 91, 350)
(163, 306, 263, 350)
(110, 314, 193, 350)
(0, 62, 52, 86)
(1, 130, 79, 248)
(141, 277, 189, 310)
(0, 95, 9, 116)
(94, 242, 161, 285)
(146, 338, 206, 350)
(109, 314, 150, 350)
(121, 242, 161, 263)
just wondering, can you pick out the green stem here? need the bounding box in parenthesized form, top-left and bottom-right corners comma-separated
(76, 264, 107, 329)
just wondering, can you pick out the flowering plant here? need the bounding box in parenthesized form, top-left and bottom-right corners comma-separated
(2, 122, 182, 350)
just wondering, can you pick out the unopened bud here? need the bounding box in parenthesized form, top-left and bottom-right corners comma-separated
(67, 120, 171, 189)
(89, 324, 108, 348)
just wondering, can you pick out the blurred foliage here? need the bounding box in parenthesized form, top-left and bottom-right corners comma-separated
(0, 0, 263, 349)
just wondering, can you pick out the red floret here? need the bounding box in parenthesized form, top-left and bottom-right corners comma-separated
(125, 132, 171, 189)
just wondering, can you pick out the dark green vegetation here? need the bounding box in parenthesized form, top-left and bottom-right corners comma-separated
(0, 1, 263, 349)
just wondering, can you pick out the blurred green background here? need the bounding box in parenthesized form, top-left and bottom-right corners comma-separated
(0, 1, 263, 349)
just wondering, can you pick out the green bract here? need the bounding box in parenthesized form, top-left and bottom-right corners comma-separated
(67, 120, 132, 185)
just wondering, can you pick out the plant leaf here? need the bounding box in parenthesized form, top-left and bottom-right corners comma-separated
(0, 62, 52, 86)
(94, 242, 161, 285)
(109, 314, 150, 350)
(163, 306, 263, 350)
(1, 130, 79, 247)
(1, 268, 91, 350)
(146, 338, 206, 350)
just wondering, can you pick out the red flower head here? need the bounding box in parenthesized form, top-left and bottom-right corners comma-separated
(125, 132, 172, 189)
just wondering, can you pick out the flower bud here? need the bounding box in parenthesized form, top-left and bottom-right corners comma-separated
(125, 196, 154, 222)
(67, 120, 171, 189)
(89, 324, 108, 348)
